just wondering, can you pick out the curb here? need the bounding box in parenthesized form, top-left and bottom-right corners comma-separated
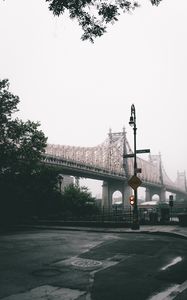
(2, 224, 187, 240)
(164, 280, 187, 300)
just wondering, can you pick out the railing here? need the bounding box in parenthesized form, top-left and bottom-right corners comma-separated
(38, 210, 132, 227)
(42, 154, 187, 194)
(42, 154, 126, 179)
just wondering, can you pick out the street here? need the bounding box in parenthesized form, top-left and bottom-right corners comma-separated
(0, 228, 187, 300)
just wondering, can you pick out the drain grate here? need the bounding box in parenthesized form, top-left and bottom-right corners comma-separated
(71, 258, 102, 271)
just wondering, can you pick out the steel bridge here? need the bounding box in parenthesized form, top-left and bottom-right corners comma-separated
(43, 128, 187, 209)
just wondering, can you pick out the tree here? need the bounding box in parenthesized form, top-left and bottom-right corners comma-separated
(61, 184, 99, 217)
(46, 0, 163, 42)
(21, 166, 63, 218)
(0, 79, 47, 176)
(0, 79, 47, 222)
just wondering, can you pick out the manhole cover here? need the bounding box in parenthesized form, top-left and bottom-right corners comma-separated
(32, 268, 62, 277)
(71, 258, 102, 271)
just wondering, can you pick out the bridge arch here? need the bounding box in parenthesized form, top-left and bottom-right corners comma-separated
(112, 190, 122, 205)
(102, 180, 131, 210)
(152, 194, 160, 201)
(145, 187, 166, 202)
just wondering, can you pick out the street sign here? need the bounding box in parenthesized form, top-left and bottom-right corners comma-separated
(136, 149, 150, 154)
(128, 175, 142, 190)
(123, 154, 134, 158)
(123, 149, 150, 158)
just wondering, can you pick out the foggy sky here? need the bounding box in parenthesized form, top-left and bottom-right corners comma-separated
(0, 0, 186, 195)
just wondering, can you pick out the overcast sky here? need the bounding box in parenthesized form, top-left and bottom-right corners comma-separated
(0, 0, 187, 196)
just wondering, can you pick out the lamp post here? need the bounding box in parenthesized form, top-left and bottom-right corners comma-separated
(57, 174, 63, 193)
(129, 104, 140, 230)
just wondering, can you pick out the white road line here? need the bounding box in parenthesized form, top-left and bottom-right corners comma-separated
(161, 256, 182, 271)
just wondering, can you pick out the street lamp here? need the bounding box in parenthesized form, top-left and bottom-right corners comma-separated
(129, 104, 140, 230)
(57, 174, 63, 193)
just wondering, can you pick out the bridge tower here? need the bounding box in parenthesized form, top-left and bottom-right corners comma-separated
(122, 127, 132, 208)
(145, 153, 166, 202)
(176, 171, 187, 201)
(102, 128, 131, 210)
(158, 153, 166, 202)
(108, 128, 113, 170)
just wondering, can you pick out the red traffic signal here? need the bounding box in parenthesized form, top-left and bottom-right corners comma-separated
(129, 195, 135, 206)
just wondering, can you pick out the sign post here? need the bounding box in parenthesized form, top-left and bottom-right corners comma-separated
(127, 104, 151, 230)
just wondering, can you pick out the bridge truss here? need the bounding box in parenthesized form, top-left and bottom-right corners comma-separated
(45, 129, 186, 194)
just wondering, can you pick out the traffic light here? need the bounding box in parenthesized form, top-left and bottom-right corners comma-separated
(129, 195, 135, 206)
(169, 195, 174, 207)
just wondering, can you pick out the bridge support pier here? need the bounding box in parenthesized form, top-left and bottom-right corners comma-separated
(145, 186, 166, 202)
(145, 188, 151, 202)
(123, 185, 132, 209)
(102, 180, 131, 211)
(160, 187, 166, 202)
(102, 181, 112, 211)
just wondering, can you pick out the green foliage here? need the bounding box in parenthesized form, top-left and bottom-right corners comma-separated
(0, 166, 63, 222)
(0, 79, 49, 223)
(46, 0, 163, 42)
(21, 167, 63, 218)
(61, 184, 99, 217)
(0, 79, 47, 176)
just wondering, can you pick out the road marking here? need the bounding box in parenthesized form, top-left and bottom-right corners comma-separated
(1, 285, 86, 300)
(161, 256, 182, 270)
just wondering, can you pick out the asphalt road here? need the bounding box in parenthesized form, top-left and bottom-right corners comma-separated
(0, 228, 187, 300)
